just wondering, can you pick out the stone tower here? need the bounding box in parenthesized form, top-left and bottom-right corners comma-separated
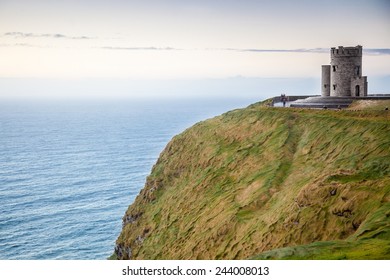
(321, 65, 331, 96)
(321, 45, 368, 97)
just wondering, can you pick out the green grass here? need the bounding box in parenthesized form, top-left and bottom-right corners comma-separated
(252, 239, 390, 260)
(114, 101, 390, 260)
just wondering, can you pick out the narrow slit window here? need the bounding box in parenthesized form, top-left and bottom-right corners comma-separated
(333, 84, 336, 90)
(333, 65, 336, 72)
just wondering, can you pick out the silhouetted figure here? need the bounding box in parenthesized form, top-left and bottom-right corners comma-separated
(281, 94, 287, 107)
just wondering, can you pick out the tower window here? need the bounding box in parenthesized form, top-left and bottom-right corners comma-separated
(333, 84, 336, 90)
(332, 65, 336, 72)
(356, 66, 360, 76)
(324, 84, 327, 88)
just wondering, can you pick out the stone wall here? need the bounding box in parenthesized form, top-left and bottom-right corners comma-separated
(321, 65, 331, 96)
(351, 76, 368, 97)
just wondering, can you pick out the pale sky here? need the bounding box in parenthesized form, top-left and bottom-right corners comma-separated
(0, 0, 389, 99)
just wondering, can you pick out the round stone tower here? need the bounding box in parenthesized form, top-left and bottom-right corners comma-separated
(330, 45, 363, 97)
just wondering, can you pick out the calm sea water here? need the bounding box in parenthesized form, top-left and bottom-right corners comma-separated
(0, 98, 256, 259)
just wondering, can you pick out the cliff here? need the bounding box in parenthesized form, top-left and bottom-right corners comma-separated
(114, 100, 390, 259)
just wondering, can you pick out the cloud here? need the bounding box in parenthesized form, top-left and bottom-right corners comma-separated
(100, 46, 180, 51)
(220, 47, 390, 55)
(0, 43, 43, 48)
(1, 38, 389, 56)
(99, 46, 390, 55)
(364, 49, 390, 55)
(3, 32, 92, 40)
(219, 48, 328, 53)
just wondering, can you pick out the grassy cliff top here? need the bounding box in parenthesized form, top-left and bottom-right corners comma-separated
(115, 100, 390, 260)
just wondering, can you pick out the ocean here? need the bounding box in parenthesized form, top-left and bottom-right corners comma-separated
(0, 97, 257, 259)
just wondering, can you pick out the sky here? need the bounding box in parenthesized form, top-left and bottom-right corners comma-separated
(0, 0, 389, 99)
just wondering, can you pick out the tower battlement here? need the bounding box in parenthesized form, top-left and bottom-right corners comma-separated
(331, 45, 362, 57)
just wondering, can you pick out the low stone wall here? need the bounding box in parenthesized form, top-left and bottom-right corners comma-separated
(272, 95, 318, 104)
(275, 95, 390, 109)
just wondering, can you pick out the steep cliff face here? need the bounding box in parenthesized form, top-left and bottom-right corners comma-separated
(115, 101, 390, 260)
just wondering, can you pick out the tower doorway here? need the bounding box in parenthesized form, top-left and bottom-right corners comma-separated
(355, 85, 360, 96)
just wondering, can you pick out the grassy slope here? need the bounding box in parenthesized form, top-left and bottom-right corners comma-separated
(116, 101, 390, 260)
